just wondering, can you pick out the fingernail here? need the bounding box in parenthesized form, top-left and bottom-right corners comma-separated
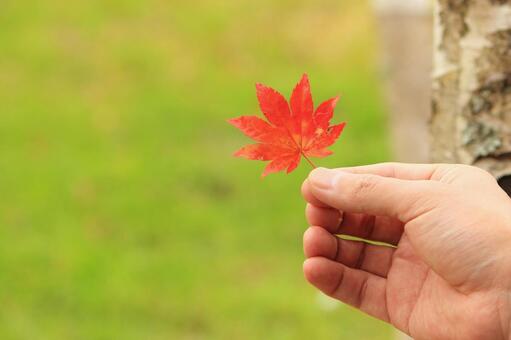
(309, 168, 339, 189)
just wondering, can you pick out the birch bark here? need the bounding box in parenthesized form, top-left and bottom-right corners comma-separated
(432, 0, 511, 192)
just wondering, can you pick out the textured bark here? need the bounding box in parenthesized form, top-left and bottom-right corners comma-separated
(432, 0, 511, 189)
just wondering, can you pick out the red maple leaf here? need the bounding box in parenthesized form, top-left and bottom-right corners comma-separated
(228, 74, 346, 177)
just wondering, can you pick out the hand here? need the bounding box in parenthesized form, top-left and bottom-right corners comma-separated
(301, 163, 511, 340)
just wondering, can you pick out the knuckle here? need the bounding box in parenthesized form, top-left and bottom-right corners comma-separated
(350, 175, 378, 197)
(439, 164, 496, 185)
(454, 164, 492, 178)
(472, 167, 495, 180)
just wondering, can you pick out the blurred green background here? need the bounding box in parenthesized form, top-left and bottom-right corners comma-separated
(0, 0, 392, 339)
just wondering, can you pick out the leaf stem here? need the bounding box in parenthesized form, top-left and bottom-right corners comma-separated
(301, 152, 317, 169)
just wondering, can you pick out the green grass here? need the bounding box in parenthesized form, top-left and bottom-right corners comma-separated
(0, 0, 393, 339)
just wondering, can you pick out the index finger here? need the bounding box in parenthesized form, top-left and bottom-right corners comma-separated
(302, 163, 441, 207)
(336, 162, 442, 181)
(305, 168, 443, 222)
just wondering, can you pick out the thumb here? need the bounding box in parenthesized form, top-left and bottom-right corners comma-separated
(307, 167, 441, 222)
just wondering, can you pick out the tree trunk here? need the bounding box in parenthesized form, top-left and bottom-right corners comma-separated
(373, 0, 432, 163)
(431, 0, 511, 193)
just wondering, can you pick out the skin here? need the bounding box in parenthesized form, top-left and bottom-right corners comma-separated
(301, 163, 511, 340)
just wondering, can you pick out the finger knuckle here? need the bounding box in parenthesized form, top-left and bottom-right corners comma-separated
(454, 164, 492, 178)
(351, 175, 378, 197)
(473, 167, 495, 180)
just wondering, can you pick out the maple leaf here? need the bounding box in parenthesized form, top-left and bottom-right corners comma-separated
(228, 74, 346, 177)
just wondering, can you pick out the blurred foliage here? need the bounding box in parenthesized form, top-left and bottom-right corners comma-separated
(0, 0, 392, 339)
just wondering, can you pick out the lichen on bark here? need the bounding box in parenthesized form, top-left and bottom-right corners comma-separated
(431, 0, 511, 180)
(438, 0, 470, 61)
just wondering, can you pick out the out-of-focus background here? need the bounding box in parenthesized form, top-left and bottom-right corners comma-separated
(0, 0, 431, 339)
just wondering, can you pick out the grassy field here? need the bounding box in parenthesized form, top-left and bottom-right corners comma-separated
(0, 0, 393, 339)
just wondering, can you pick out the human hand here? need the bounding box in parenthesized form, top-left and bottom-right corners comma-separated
(301, 163, 511, 340)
